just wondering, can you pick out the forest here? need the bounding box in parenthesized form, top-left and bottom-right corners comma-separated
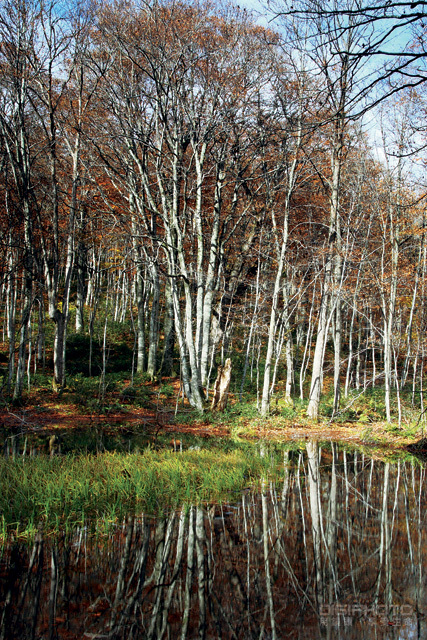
(3, 3, 427, 637)
(1, 0, 427, 425)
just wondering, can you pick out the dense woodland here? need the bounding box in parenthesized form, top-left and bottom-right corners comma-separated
(1, 0, 427, 421)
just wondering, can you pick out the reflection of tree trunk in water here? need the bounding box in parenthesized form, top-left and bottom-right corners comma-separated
(271, 452, 291, 581)
(270, 463, 313, 616)
(196, 506, 207, 640)
(113, 519, 151, 635)
(48, 547, 58, 640)
(58, 544, 69, 619)
(275, 451, 291, 579)
(403, 463, 415, 569)
(110, 516, 134, 631)
(0, 546, 18, 640)
(306, 441, 323, 606)
(242, 494, 251, 630)
(282, 450, 290, 499)
(326, 445, 339, 604)
(386, 462, 400, 609)
(146, 518, 166, 587)
(415, 467, 425, 614)
(147, 513, 176, 640)
(375, 463, 390, 604)
(262, 479, 277, 640)
(180, 507, 195, 640)
(159, 509, 187, 638)
(296, 453, 310, 589)
(343, 451, 358, 598)
(30, 533, 44, 640)
(389, 464, 400, 607)
(1, 533, 43, 640)
(365, 457, 374, 520)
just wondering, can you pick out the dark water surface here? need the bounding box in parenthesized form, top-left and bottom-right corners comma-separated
(1, 442, 426, 639)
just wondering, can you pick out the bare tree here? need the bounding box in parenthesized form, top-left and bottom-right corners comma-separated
(270, 0, 427, 115)
(0, 0, 40, 399)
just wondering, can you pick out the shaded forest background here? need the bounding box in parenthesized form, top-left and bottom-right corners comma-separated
(1, 0, 427, 423)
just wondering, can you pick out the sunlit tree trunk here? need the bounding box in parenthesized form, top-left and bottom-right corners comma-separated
(306, 274, 331, 420)
(401, 236, 424, 388)
(146, 261, 160, 380)
(161, 278, 175, 376)
(74, 210, 87, 334)
(261, 113, 303, 416)
(6, 245, 17, 392)
(199, 160, 224, 388)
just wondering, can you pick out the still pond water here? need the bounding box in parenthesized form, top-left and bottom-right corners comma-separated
(1, 441, 426, 639)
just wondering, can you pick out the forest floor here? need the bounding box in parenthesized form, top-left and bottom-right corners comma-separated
(1, 378, 424, 456)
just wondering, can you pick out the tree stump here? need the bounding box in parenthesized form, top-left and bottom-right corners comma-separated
(49, 434, 62, 457)
(211, 358, 232, 412)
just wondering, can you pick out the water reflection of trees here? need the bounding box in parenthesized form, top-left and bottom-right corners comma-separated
(1, 443, 426, 639)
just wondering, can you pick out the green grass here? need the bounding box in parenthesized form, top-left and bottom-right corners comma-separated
(0, 443, 286, 540)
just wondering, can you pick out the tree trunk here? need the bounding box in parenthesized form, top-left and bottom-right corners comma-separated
(146, 262, 160, 380)
(211, 358, 232, 412)
(161, 279, 175, 376)
(52, 310, 66, 392)
(306, 275, 331, 420)
(6, 249, 17, 393)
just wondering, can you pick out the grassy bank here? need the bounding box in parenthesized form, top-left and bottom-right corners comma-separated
(0, 443, 284, 541)
(2, 372, 427, 542)
(168, 382, 427, 446)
